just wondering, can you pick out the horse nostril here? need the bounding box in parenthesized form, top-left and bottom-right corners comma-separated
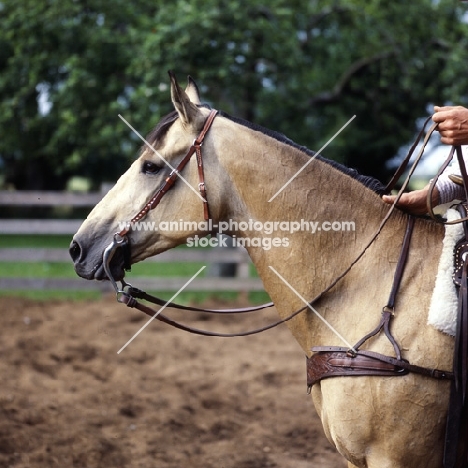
(69, 240, 82, 263)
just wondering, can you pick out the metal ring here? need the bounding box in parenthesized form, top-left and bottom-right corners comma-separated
(116, 291, 129, 303)
(113, 233, 128, 245)
(120, 280, 133, 293)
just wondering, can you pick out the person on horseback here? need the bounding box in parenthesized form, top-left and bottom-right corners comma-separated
(383, 105, 468, 214)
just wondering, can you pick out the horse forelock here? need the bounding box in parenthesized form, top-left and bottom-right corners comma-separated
(143, 110, 179, 151)
(142, 104, 213, 154)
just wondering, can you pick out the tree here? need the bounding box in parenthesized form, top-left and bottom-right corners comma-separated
(136, 0, 467, 182)
(0, 0, 467, 190)
(0, 0, 149, 189)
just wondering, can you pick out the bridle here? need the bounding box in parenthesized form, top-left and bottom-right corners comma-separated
(103, 108, 217, 290)
(103, 110, 218, 297)
(103, 108, 275, 336)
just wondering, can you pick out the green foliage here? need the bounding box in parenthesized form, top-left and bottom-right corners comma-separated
(0, 0, 144, 189)
(0, 0, 467, 189)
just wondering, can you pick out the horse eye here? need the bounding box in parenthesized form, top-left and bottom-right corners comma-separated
(142, 161, 161, 175)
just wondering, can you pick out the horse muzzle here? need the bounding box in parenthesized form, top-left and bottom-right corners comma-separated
(69, 233, 130, 282)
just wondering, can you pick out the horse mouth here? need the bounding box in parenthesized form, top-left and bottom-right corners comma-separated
(73, 259, 125, 282)
(70, 239, 126, 282)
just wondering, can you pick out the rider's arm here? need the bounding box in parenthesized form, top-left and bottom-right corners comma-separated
(382, 106, 468, 214)
(435, 158, 466, 204)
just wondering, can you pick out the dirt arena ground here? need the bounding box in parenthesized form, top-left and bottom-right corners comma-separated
(0, 296, 347, 468)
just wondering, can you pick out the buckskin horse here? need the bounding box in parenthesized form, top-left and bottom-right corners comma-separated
(70, 73, 460, 468)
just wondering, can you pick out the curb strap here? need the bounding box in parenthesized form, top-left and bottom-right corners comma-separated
(307, 215, 453, 394)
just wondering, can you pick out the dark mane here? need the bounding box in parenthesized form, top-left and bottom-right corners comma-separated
(146, 108, 387, 196)
(218, 110, 387, 196)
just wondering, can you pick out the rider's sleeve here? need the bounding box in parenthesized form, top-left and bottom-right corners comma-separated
(435, 148, 467, 205)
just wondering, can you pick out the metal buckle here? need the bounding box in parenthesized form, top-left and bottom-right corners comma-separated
(382, 305, 395, 316)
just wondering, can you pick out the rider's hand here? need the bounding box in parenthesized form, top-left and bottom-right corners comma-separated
(433, 106, 468, 146)
(382, 185, 439, 215)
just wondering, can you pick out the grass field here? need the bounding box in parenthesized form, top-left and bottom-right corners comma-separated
(0, 234, 269, 304)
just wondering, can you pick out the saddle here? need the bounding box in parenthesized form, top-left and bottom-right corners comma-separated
(444, 151, 468, 468)
(449, 174, 465, 187)
(446, 202, 468, 468)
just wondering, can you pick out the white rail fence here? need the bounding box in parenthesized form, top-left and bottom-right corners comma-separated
(0, 190, 264, 292)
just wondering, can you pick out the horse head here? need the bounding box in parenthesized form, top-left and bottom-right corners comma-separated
(70, 73, 227, 282)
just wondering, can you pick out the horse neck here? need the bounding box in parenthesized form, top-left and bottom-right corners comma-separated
(215, 119, 408, 351)
(216, 119, 392, 273)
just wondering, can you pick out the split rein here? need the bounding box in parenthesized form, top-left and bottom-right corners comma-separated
(101, 112, 459, 339)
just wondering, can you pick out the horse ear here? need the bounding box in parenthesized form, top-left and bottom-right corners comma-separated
(185, 76, 201, 105)
(169, 71, 202, 127)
